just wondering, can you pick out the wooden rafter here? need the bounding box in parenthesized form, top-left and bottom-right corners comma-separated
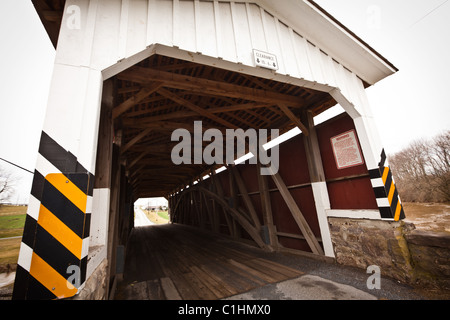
(266, 166, 324, 255)
(277, 103, 309, 136)
(117, 66, 306, 107)
(112, 82, 164, 119)
(157, 88, 239, 129)
(112, 54, 335, 198)
(172, 186, 270, 251)
(229, 165, 261, 231)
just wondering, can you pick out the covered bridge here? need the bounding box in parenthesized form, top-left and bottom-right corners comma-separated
(13, 0, 406, 300)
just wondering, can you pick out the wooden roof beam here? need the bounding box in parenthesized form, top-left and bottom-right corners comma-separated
(157, 88, 239, 129)
(277, 103, 309, 136)
(112, 82, 164, 119)
(117, 66, 306, 108)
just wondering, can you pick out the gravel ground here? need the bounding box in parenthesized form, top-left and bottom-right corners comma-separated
(224, 241, 429, 301)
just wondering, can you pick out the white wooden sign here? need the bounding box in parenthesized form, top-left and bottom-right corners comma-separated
(330, 130, 364, 169)
(253, 49, 278, 71)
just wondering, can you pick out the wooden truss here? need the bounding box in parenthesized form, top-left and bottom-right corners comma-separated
(169, 162, 324, 255)
(112, 55, 336, 199)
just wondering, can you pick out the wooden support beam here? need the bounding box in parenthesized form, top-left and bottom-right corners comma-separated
(256, 162, 278, 249)
(112, 82, 164, 119)
(266, 167, 324, 255)
(120, 128, 152, 154)
(301, 110, 335, 258)
(277, 103, 309, 136)
(117, 66, 305, 107)
(173, 187, 270, 251)
(302, 110, 325, 182)
(127, 150, 149, 169)
(230, 165, 261, 230)
(201, 191, 214, 231)
(157, 88, 239, 129)
(122, 102, 272, 126)
(227, 166, 240, 239)
(210, 169, 232, 235)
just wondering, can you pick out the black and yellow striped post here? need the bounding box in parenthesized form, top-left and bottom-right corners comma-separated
(13, 132, 94, 300)
(369, 150, 405, 221)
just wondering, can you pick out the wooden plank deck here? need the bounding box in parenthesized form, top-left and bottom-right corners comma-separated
(114, 224, 304, 300)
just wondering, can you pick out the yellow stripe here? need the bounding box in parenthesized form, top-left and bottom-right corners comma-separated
(381, 167, 390, 185)
(394, 202, 402, 221)
(45, 173, 87, 212)
(29, 253, 78, 299)
(38, 204, 83, 259)
(388, 181, 396, 205)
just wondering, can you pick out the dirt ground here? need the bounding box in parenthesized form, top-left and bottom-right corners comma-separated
(403, 202, 450, 234)
(143, 209, 169, 225)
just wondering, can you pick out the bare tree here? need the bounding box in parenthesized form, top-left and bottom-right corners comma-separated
(389, 131, 450, 203)
(428, 131, 450, 201)
(0, 165, 17, 204)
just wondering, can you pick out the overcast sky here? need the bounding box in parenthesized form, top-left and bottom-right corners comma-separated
(0, 0, 449, 204)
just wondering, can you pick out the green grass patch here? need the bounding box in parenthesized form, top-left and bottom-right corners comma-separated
(0, 206, 27, 238)
(0, 206, 26, 269)
(0, 214, 26, 231)
(157, 211, 169, 220)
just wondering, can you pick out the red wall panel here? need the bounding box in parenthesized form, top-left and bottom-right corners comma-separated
(176, 112, 379, 253)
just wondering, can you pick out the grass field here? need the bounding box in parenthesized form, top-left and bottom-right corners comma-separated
(0, 205, 27, 272)
(157, 210, 169, 220)
(143, 209, 169, 225)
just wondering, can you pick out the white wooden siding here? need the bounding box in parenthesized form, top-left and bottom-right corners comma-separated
(58, 0, 374, 114)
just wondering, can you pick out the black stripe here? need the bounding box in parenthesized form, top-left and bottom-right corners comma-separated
(33, 225, 80, 280)
(373, 186, 387, 199)
(80, 256, 87, 285)
(390, 189, 399, 213)
(39, 131, 76, 173)
(378, 149, 386, 168)
(88, 172, 95, 196)
(38, 131, 95, 193)
(26, 273, 57, 300)
(379, 207, 393, 219)
(12, 265, 30, 300)
(369, 168, 381, 179)
(67, 151, 88, 174)
(30, 170, 45, 201)
(40, 179, 85, 237)
(384, 170, 393, 196)
(83, 213, 91, 239)
(21, 215, 37, 250)
(66, 172, 89, 196)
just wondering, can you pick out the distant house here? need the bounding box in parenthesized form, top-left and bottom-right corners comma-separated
(145, 205, 160, 212)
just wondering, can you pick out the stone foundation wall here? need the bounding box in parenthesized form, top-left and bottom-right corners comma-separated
(328, 218, 450, 290)
(71, 259, 109, 300)
(405, 230, 450, 290)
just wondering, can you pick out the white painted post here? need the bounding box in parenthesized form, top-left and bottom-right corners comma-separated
(14, 1, 104, 300)
(302, 110, 335, 257)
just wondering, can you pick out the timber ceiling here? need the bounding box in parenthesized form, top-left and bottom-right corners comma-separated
(32, 0, 65, 48)
(114, 55, 336, 198)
